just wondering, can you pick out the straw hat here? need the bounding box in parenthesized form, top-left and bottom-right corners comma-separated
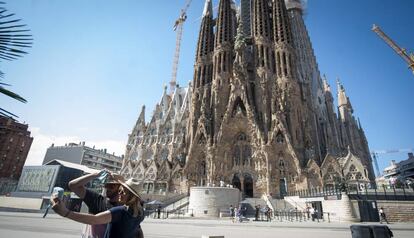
(118, 178, 142, 200)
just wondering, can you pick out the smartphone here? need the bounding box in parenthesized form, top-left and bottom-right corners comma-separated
(97, 170, 109, 183)
(52, 187, 64, 200)
(43, 187, 64, 218)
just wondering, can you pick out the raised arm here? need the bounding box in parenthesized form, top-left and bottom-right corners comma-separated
(51, 196, 111, 225)
(68, 171, 101, 199)
(66, 210, 112, 225)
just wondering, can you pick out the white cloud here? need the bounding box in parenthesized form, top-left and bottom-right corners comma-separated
(24, 127, 126, 166)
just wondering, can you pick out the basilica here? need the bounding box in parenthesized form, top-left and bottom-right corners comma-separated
(120, 0, 375, 198)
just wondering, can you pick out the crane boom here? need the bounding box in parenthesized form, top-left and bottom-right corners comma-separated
(371, 148, 414, 177)
(372, 24, 414, 74)
(170, 0, 192, 94)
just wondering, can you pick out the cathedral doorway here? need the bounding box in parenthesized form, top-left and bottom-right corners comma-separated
(232, 174, 241, 191)
(244, 174, 254, 197)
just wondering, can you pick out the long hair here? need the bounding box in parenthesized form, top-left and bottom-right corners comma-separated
(125, 191, 142, 218)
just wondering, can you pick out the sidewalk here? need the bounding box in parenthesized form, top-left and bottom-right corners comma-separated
(142, 216, 414, 231)
(2, 211, 413, 231)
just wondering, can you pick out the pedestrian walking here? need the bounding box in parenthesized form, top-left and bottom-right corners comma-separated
(241, 206, 247, 217)
(379, 207, 389, 224)
(53, 178, 145, 238)
(255, 205, 260, 221)
(314, 208, 320, 222)
(157, 205, 161, 219)
(229, 205, 234, 220)
(265, 206, 270, 222)
(233, 207, 239, 223)
(309, 207, 315, 221)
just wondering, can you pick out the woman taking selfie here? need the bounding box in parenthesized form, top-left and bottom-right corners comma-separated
(52, 178, 144, 238)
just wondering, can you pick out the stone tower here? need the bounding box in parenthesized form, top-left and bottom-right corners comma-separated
(121, 0, 376, 198)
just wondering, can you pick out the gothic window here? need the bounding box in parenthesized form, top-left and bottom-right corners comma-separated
(232, 133, 251, 167)
(161, 149, 169, 161)
(238, 133, 247, 141)
(276, 131, 284, 144)
(200, 161, 207, 176)
(356, 172, 363, 180)
(232, 97, 247, 117)
(349, 165, 357, 172)
(346, 173, 353, 181)
(243, 147, 252, 166)
(233, 145, 241, 166)
(279, 159, 285, 167)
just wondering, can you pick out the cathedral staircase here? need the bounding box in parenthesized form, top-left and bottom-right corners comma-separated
(269, 198, 296, 211)
(162, 195, 189, 213)
(239, 197, 267, 217)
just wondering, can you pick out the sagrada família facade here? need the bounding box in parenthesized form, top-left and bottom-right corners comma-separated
(120, 0, 375, 198)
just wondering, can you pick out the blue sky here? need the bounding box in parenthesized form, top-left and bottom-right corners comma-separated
(1, 0, 413, 174)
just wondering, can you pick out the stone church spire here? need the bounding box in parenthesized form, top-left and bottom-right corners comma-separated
(125, 105, 146, 159)
(211, 0, 237, 140)
(188, 0, 215, 143)
(337, 79, 353, 122)
(252, 0, 274, 137)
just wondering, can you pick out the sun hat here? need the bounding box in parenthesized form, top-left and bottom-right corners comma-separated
(105, 173, 125, 184)
(118, 178, 142, 200)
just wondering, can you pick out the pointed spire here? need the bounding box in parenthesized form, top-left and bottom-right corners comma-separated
(273, 0, 293, 45)
(202, 0, 213, 17)
(195, 0, 215, 61)
(285, 0, 304, 13)
(322, 75, 331, 92)
(137, 105, 146, 124)
(240, 0, 252, 36)
(215, 0, 236, 46)
(252, 0, 272, 39)
(336, 78, 348, 107)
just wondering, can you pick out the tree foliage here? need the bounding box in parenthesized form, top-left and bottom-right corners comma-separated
(0, 1, 33, 117)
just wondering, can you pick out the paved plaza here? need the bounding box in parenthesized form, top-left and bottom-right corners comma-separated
(1, 212, 414, 238)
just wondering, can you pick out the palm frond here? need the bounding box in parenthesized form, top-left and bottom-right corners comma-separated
(0, 85, 27, 103)
(0, 107, 19, 118)
(0, 4, 32, 62)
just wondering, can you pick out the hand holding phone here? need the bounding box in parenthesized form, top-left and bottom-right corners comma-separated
(97, 170, 109, 183)
(43, 187, 64, 218)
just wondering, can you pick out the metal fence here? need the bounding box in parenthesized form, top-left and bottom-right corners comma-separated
(145, 207, 194, 219)
(287, 183, 414, 201)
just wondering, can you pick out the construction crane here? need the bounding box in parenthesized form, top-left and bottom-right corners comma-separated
(372, 24, 414, 75)
(170, 0, 192, 95)
(371, 148, 414, 177)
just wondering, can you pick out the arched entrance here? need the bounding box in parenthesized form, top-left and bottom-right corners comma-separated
(244, 173, 254, 197)
(232, 174, 241, 191)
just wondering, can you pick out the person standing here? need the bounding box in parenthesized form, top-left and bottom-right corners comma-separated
(53, 178, 145, 238)
(255, 205, 260, 221)
(379, 207, 389, 224)
(157, 205, 161, 219)
(309, 207, 315, 221)
(68, 170, 144, 238)
(314, 208, 319, 223)
(229, 205, 234, 220)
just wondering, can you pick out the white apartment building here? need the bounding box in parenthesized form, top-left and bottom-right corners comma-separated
(42, 142, 123, 172)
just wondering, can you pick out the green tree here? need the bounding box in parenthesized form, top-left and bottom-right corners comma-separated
(0, 1, 32, 117)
